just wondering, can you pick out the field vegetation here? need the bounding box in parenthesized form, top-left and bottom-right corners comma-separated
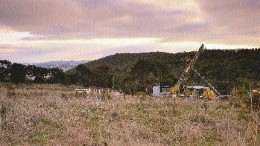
(0, 83, 259, 145)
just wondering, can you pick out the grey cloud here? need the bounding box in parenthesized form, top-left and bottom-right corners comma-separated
(171, 22, 209, 33)
(0, 0, 259, 46)
(0, 0, 81, 33)
(0, 0, 196, 38)
(198, 0, 260, 35)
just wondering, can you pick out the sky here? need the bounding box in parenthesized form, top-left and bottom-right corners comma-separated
(0, 0, 259, 63)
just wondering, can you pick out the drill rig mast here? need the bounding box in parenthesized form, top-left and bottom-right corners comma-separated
(172, 44, 205, 94)
(171, 44, 220, 98)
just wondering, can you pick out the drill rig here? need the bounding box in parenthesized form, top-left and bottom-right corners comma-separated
(171, 44, 220, 99)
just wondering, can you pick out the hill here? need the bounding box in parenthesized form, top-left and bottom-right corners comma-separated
(66, 52, 194, 74)
(34, 60, 88, 71)
(67, 48, 260, 94)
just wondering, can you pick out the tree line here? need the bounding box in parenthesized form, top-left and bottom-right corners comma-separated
(0, 60, 65, 84)
(0, 60, 113, 88)
(1, 48, 260, 95)
(0, 59, 167, 94)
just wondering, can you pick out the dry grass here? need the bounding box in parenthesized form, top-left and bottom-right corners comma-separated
(0, 83, 259, 146)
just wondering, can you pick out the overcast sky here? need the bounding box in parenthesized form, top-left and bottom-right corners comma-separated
(0, 0, 259, 63)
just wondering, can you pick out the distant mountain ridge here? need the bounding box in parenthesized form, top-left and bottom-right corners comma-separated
(66, 52, 194, 74)
(68, 49, 260, 74)
(34, 60, 88, 71)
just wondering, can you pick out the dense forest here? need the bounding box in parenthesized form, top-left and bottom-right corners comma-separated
(1, 48, 260, 95)
(68, 48, 260, 94)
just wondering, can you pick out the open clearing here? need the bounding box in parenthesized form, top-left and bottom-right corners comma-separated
(0, 83, 259, 145)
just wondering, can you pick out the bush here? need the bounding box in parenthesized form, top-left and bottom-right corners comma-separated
(7, 86, 16, 98)
(252, 91, 260, 110)
(230, 84, 260, 111)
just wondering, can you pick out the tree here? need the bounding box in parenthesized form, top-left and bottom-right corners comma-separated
(65, 74, 79, 85)
(76, 65, 93, 87)
(0, 60, 12, 81)
(26, 65, 37, 82)
(34, 67, 49, 83)
(130, 60, 160, 92)
(49, 68, 65, 83)
(93, 65, 112, 88)
(10, 63, 27, 83)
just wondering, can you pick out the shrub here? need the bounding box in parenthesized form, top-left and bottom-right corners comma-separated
(7, 86, 16, 98)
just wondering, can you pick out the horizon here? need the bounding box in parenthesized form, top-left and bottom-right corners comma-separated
(13, 47, 260, 64)
(3, 47, 260, 64)
(0, 0, 259, 63)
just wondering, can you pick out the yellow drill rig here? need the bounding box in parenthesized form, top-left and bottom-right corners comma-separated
(171, 44, 220, 99)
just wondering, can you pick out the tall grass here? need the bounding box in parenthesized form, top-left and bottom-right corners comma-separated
(0, 83, 259, 145)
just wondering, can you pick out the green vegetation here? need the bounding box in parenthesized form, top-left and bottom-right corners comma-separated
(0, 60, 65, 84)
(1, 48, 260, 95)
(68, 48, 260, 94)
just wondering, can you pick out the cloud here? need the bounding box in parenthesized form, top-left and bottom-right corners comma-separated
(0, 0, 200, 38)
(0, 0, 81, 35)
(0, 0, 259, 39)
(197, 0, 260, 36)
(0, 0, 259, 63)
(0, 30, 32, 43)
(0, 37, 162, 63)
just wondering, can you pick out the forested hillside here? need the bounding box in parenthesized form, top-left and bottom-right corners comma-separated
(67, 48, 260, 94)
(2, 48, 259, 95)
(67, 52, 194, 73)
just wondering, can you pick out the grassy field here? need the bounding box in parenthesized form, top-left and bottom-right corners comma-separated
(0, 83, 259, 145)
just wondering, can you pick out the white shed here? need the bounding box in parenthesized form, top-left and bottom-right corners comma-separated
(152, 85, 161, 97)
(152, 85, 172, 97)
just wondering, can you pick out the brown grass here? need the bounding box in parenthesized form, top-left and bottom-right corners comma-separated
(0, 83, 259, 145)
